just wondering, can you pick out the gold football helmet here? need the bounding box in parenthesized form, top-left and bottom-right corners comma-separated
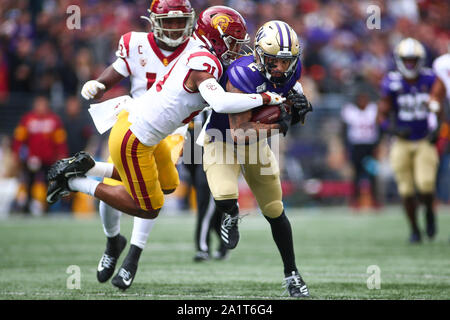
(394, 38, 426, 79)
(254, 20, 300, 84)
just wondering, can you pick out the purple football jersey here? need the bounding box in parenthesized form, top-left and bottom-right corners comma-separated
(207, 55, 302, 141)
(381, 68, 436, 140)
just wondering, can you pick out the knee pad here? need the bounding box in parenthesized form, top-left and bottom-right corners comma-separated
(262, 200, 284, 219)
(214, 199, 238, 215)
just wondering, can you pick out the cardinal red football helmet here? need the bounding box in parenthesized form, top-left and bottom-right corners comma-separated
(145, 0, 195, 47)
(194, 6, 250, 65)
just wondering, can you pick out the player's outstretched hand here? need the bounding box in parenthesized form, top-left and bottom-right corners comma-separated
(261, 92, 286, 105)
(288, 90, 313, 125)
(81, 80, 106, 100)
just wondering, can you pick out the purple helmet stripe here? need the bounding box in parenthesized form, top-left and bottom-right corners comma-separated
(283, 22, 292, 51)
(274, 21, 284, 49)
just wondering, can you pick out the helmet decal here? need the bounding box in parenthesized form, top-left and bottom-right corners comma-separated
(211, 15, 234, 33)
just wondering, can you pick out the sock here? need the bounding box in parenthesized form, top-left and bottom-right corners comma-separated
(86, 162, 114, 178)
(124, 244, 142, 264)
(403, 196, 419, 233)
(68, 177, 100, 196)
(99, 201, 121, 238)
(264, 211, 298, 277)
(105, 234, 123, 257)
(130, 217, 156, 249)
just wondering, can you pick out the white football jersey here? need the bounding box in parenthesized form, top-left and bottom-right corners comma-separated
(432, 53, 450, 101)
(128, 43, 224, 146)
(112, 31, 197, 98)
(341, 102, 379, 145)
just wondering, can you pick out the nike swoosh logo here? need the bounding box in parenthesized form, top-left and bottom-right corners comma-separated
(122, 277, 133, 286)
(68, 158, 76, 164)
(65, 171, 85, 177)
(97, 259, 105, 272)
(250, 97, 257, 99)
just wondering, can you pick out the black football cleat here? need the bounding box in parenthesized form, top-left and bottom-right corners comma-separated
(221, 213, 240, 249)
(409, 230, 422, 244)
(425, 212, 436, 240)
(283, 271, 310, 298)
(213, 245, 229, 261)
(46, 179, 70, 204)
(47, 151, 95, 181)
(97, 235, 127, 283)
(112, 261, 138, 291)
(193, 251, 210, 262)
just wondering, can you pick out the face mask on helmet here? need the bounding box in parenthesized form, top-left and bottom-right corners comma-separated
(253, 21, 300, 85)
(216, 25, 250, 66)
(142, 0, 195, 48)
(394, 38, 426, 79)
(255, 46, 299, 84)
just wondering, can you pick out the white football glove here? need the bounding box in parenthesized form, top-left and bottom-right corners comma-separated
(81, 80, 106, 100)
(261, 91, 286, 105)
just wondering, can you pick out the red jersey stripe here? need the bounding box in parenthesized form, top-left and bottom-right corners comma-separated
(121, 129, 140, 208)
(122, 32, 132, 57)
(130, 136, 153, 211)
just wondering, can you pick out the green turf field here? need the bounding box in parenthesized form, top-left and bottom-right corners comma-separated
(1, 206, 450, 300)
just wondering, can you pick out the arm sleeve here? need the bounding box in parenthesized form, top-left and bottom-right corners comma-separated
(432, 58, 445, 82)
(112, 58, 130, 77)
(198, 78, 264, 114)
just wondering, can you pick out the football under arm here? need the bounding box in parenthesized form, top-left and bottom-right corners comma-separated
(226, 80, 281, 143)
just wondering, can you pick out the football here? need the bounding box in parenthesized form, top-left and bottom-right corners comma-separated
(250, 104, 289, 124)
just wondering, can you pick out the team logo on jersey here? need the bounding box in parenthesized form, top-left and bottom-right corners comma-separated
(256, 83, 266, 93)
(140, 58, 147, 67)
(211, 14, 233, 32)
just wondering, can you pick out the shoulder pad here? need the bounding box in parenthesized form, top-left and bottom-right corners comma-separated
(186, 49, 223, 80)
(116, 32, 134, 59)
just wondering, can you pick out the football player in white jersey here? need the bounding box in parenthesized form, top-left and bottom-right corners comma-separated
(47, 5, 285, 290)
(430, 42, 450, 221)
(79, 0, 199, 290)
(430, 44, 450, 110)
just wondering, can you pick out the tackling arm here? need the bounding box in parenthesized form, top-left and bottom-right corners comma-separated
(186, 70, 285, 113)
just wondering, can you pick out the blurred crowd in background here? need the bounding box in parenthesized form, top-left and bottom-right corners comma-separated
(0, 0, 449, 216)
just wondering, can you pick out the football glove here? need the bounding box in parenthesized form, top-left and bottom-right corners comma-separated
(276, 105, 291, 137)
(81, 80, 106, 100)
(427, 128, 440, 144)
(261, 91, 286, 105)
(287, 90, 313, 125)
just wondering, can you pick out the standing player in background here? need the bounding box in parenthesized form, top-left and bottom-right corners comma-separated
(79, 0, 198, 290)
(12, 95, 68, 215)
(377, 38, 443, 244)
(341, 91, 380, 210)
(430, 43, 450, 205)
(202, 21, 312, 297)
(47, 6, 285, 291)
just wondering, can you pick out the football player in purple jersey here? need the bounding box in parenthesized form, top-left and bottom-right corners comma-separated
(377, 38, 444, 243)
(202, 21, 312, 297)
